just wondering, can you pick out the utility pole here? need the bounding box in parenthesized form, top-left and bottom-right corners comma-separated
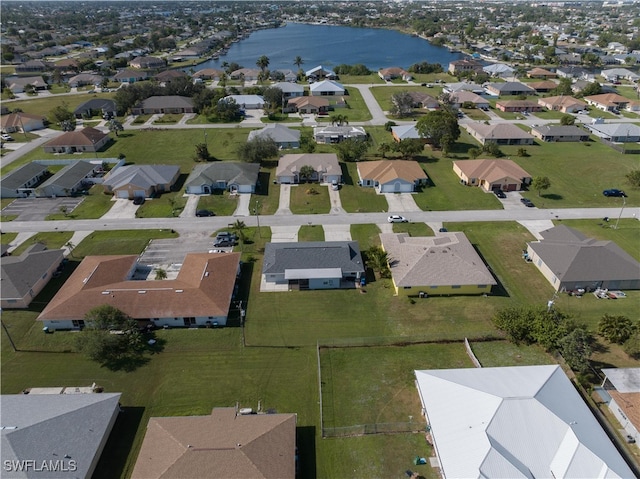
(1, 320, 17, 352)
(613, 195, 626, 230)
(254, 200, 261, 238)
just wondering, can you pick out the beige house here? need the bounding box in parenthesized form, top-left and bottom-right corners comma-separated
(276, 153, 342, 184)
(357, 160, 428, 193)
(285, 96, 329, 114)
(42, 127, 110, 153)
(537, 95, 587, 113)
(584, 93, 629, 112)
(465, 123, 535, 146)
(102, 165, 180, 199)
(453, 159, 532, 192)
(527, 67, 557, 79)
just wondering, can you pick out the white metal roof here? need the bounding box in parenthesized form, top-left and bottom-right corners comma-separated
(414, 365, 635, 479)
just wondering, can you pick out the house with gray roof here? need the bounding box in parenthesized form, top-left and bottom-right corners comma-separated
(131, 96, 194, 115)
(527, 225, 640, 292)
(1, 162, 49, 198)
(530, 125, 590, 142)
(391, 124, 421, 142)
(74, 98, 117, 119)
(68, 73, 103, 88)
(485, 81, 535, 97)
(221, 95, 265, 110)
(184, 162, 260, 195)
(313, 125, 366, 144)
(587, 123, 640, 143)
(247, 124, 300, 149)
(262, 241, 364, 291)
(102, 164, 180, 199)
(276, 153, 342, 184)
(36, 160, 100, 197)
(380, 233, 496, 297)
(1, 243, 64, 309)
(271, 82, 304, 99)
(465, 123, 535, 146)
(310, 80, 345, 97)
(1, 391, 121, 479)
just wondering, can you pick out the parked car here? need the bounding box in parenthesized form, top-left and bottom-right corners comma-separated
(213, 239, 236, 247)
(494, 190, 506, 199)
(132, 196, 145, 205)
(603, 189, 627, 197)
(331, 180, 340, 191)
(215, 231, 238, 241)
(388, 215, 408, 223)
(196, 209, 215, 217)
(1, 134, 14, 141)
(520, 198, 534, 207)
(439, 227, 448, 233)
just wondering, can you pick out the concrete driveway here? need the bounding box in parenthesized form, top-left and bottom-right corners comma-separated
(2, 197, 84, 221)
(180, 195, 199, 218)
(323, 224, 352, 241)
(327, 185, 346, 214)
(384, 193, 421, 212)
(234, 194, 251, 216)
(275, 184, 292, 215)
(270, 225, 299, 242)
(100, 199, 139, 219)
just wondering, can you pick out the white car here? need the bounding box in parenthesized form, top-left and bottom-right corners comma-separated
(387, 215, 408, 223)
(331, 180, 340, 191)
(1, 134, 14, 141)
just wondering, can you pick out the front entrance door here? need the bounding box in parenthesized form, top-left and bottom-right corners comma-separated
(183, 317, 196, 326)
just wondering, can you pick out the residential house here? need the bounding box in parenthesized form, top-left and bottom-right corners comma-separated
(68, 73, 103, 88)
(37, 252, 241, 330)
(131, 408, 296, 479)
(276, 153, 342, 184)
(443, 83, 486, 96)
(356, 160, 428, 193)
(154, 69, 188, 85)
(36, 160, 101, 197)
(129, 56, 165, 69)
(54, 58, 80, 72)
(485, 82, 535, 97)
(248, 123, 300, 149)
(43, 127, 110, 154)
(261, 241, 364, 291)
(6, 76, 48, 94)
(131, 96, 195, 115)
(464, 123, 535, 146)
(1, 244, 64, 309)
(74, 98, 117, 119)
(310, 80, 345, 96)
(448, 59, 483, 75)
(313, 125, 366, 144)
(530, 125, 590, 142)
(449, 91, 489, 110)
(0, 162, 49, 198)
(414, 365, 635, 479)
(113, 69, 149, 83)
(588, 123, 640, 142)
(391, 124, 422, 142)
(15, 60, 52, 74)
(537, 95, 587, 113)
(556, 67, 595, 81)
(271, 82, 304, 99)
(222, 95, 265, 109)
(378, 67, 413, 81)
(601, 68, 640, 82)
(495, 100, 543, 112)
(527, 67, 557, 79)
(184, 162, 260, 195)
(305, 65, 337, 81)
(406, 92, 440, 110)
(285, 96, 329, 114)
(192, 68, 223, 81)
(526, 225, 640, 292)
(102, 164, 180, 199)
(230, 68, 261, 81)
(1, 392, 122, 479)
(483, 63, 515, 78)
(600, 368, 640, 445)
(584, 93, 630, 112)
(0, 112, 46, 133)
(527, 80, 558, 93)
(453, 159, 532, 192)
(380, 232, 496, 297)
(274, 69, 298, 82)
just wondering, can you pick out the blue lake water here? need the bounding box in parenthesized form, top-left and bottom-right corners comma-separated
(195, 23, 465, 73)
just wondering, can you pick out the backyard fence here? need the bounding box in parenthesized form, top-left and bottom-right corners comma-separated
(599, 138, 640, 155)
(322, 421, 427, 439)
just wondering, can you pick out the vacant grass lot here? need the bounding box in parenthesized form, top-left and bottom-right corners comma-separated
(298, 224, 325, 241)
(3, 92, 116, 119)
(45, 186, 114, 220)
(350, 224, 382, 250)
(9, 231, 73, 256)
(289, 183, 331, 214)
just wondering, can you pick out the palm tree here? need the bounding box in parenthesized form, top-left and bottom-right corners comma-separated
(366, 246, 391, 279)
(65, 241, 76, 258)
(232, 219, 247, 246)
(299, 165, 315, 183)
(294, 56, 304, 69)
(330, 114, 348, 126)
(154, 268, 167, 280)
(256, 55, 270, 72)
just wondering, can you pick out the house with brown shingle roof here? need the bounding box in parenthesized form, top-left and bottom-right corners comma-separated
(406, 92, 440, 110)
(131, 407, 297, 479)
(192, 68, 224, 80)
(276, 153, 342, 184)
(131, 96, 194, 115)
(495, 100, 543, 112)
(37, 252, 241, 330)
(464, 123, 535, 146)
(449, 91, 489, 110)
(527, 80, 557, 93)
(378, 67, 413, 82)
(285, 96, 329, 114)
(584, 93, 630, 112)
(0, 112, 46, 133)
(154, 69, 188, 84)
(129, 56, 165, 69)
(537, 95, 587, 113)
(357, 160, 428, 193)
(527, 67, 557, 79)
(601, 368, 640, 445)
(42, 126, 110, 153)
(380, 232, 496, 297)
(453, 159, 532, 192)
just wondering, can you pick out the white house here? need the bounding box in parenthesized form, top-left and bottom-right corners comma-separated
(310, 80, 345, 96)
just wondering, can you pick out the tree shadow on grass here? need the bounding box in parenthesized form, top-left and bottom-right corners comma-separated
(101, 352, 150, 372)
(541, 193, 563, 201)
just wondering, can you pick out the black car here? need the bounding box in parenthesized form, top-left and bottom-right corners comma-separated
(132, 197, 145, 205)
(213, 239, 236, 247)
(520, 198, 534, 207)
(439, 227, 448, 233)
(196, 209, 215, 217)
(603, 189, 627, 197)
(494, 190, 506, 199)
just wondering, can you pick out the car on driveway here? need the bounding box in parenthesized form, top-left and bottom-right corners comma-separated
(1, 134, 14, 141)
(196, 209, 215, 217)
(439, 227, 448, 233)
(388, 215, 408, 223)
(331, 180, 340, 191)
(494, 190, 506, 199)
(603, 189, 627, 197)
(132, 197, 145, 205)
(520, 198, 535, 207)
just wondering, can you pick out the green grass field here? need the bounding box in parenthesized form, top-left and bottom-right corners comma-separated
(289, 183, 331, 214)
(8, 231, 73, 256)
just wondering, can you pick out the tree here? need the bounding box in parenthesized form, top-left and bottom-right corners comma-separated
(256, 55, 270, 72)
(378, 142, 393, 158)
(154, 268, 167, 280)
(599, 314, 636, 344)
(108, 118, 124, 136)
(579, 81, 602, 97)
(194, 142, 211, 162)
(469, 147, 481, 159)
(558, 327, 592, 373)
(76, 305, 145, 369)
(366, 246, 391, 278)
(394, 139, 424, 160)
(232, 220, 247, 247)
(237, 136, 279, 163)
(49, 102, 75, 128)
(300, 130, 316, 153)
(559, 114, 575, 126)
(531, 176, 551, 197)
(293, 56, 304, 69)
(65, 241, 76, 259)
(492, 307, 536, 344)
(334, 138, 368, 162)
(330, 114, 348, 126)
(213, 97, 243, 122)
(625, 169, 640, 187)
(59, 205, 68, 217)
(390, 91, 414, 118)
(623, 331, 640, 359)
(262, 86, 284, 110)
(299, 165, 315, 182)
(416, 110, 460, 150)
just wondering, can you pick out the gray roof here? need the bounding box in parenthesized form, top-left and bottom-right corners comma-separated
(37, 161, 97, 191)
(488, 81, 535, 93)
(102, 164, 180, 190)
(2, 162, 48, 190)
(276, 153, 341, 178)
(184, 162, 260, 189)
(262, 241, 364, 276)
(601, 368, 640, 393)
(380, 233, 496, 287)
(136, 95, 193, 109)
(1, 244, 64, 301)
(271, 82, 304, 94)
(529, 225, 640, 283)
(531, 125, 589, 137)
(74, 98, 117, 114)
(247, 124, 300, 144)
(1, 392, 121, 479)
(589, 123, 640, 138)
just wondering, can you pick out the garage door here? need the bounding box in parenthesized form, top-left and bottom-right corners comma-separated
(133, 190, 146, 198)
(116, 190, 129, 198)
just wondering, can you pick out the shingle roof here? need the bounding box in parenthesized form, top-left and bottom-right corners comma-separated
(465, 123, 535, 141)
(531, 125, 588, 137)
(136, 95, 194, 110)
(43, 127, 108, 148)
(184, 162, 259, 189)
(309, 80, 344, 93)
(487, 81, 535, 93)
(247, 124, 300, 143)
(0, 112, 45, 130)
(1, 244, 64, 301)
(276, 153, 341, 178)
(37, 253, 240, 322)
(286, 96, 329, 108)
(454, 158, 531, 183)
(380, 233, 496, 287)
(262, 242, 364, 276)
(584, 93, 629, 106)
(589, 122, 640, 138)
(537, 95, 586, 109)
(2, 162, 48, 190)
(37, 160, 97, 191)
(73, 98, 117, 115)
(131, 408, 296, 479)
(357, 160, 427, 185)
(528, 225, 640, 283)
(414, 365, 635, 479)
(102, 165, 180, 190)
(1, 392, 121, 479)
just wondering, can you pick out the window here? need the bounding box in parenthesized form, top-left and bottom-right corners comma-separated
(477, 285, 486, 288)
(452, 285, 461, 289)
(42, 272, 48, 279)
(430, 286, 438, 289)
(72, 320, 85, 328)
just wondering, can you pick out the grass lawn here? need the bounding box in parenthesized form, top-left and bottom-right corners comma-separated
(392, 222, 434, 236)
(337, 74, 386, 84)
(1, 232, 18, 245)
(339, 162, 389, 213)
(6, 92, 115, 118)
(254, 167, 280, 215)
(470, 340, 556, 367)
(46, 186, 114, 220)
(195, 191, 241, 217)
(131, 114, 152, 124)
(289, 184, 331, 214)
(350, 224, 382, 250)
(370, 85, 442, 114)
(319, 88, 371, 123)
(298, 224, 325, 242)
(462, 108, 490, 121)
(9, 231, 73, 256)
(136, 191, 187, 218)
(72, 229, 178, 258)
(153, 114, 182, 124)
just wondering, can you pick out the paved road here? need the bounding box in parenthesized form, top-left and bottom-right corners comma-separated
(1, 129, 64, 168)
